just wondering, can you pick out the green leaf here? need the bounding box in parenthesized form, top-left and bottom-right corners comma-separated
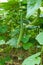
(6, 38, 17, 47)
(26, 0, 41, 18)
(10, 28, 19, 37)
(23, 43, 33, 50)
(22, 52, 41, 65)
(22, 35, 30, 43)
(0, 25, 8, 34)
(0, 40, 5, 45)
(36, 32, 43, 45)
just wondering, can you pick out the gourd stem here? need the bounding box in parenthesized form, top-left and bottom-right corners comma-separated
(17, 2, 23, 48)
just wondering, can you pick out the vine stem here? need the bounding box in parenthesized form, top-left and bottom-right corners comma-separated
(17, 2, 23, 48)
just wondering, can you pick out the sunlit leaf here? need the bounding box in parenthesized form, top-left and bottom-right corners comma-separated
(6, 38, 17, 47)
(26, 0, 41, 18)
(36, 32, 43, 45)
(0, 40, 5, 45)
(22, 52, 41, 65)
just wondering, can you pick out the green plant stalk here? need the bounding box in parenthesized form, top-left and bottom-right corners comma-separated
(17, 20, 23, 48)
(17, 2, 23, 48)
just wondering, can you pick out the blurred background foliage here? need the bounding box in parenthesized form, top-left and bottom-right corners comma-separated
(0, 0, 43, 49)
(0, 0, 43, 65)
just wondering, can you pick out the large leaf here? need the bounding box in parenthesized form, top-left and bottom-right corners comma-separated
(36, 32, 43, 45)
(26, 0, 41, 18)
(22, 52, 41, 65)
